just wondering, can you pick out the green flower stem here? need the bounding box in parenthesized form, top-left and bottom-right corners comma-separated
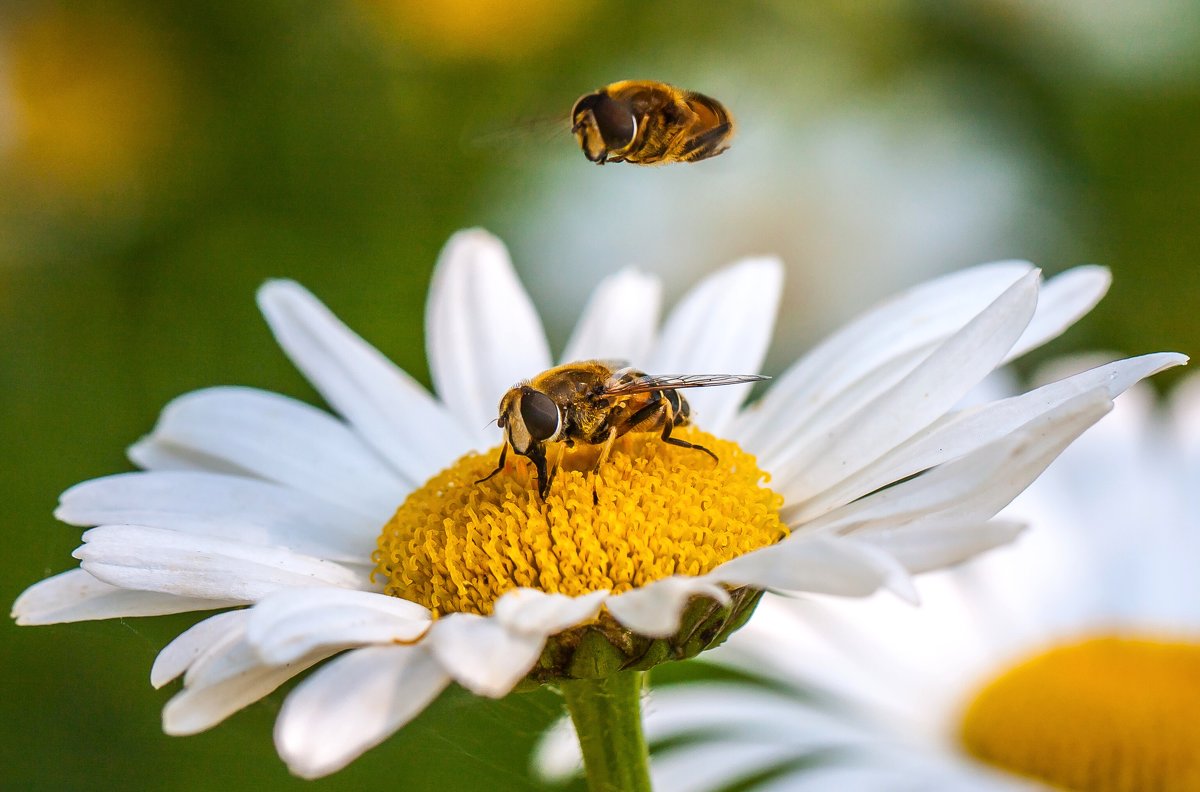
(560, 670, 652, 792)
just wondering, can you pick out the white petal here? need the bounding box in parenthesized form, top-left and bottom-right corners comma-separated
(492, 588, 608, 636)
(257, 279, 470, 484)
(1171, 371, 1200, 455)
(802, 388, 1114, 536)
(770, 270, 1040, 503)
(604, 577, 730, 638)
(789, 353, 1186, 522)
(128, 439, 245, 474)
(534, 684, 873, 787)
(1004, 265, 1110, 361)
(652, 741, 827, 792)
(57, 471, 376, 563)
(425, 229, 552, 445)
(131, 387, 406, 522)
(709, 595, 942, 725)
(11, 568, 237, 625)
(246, 588, 431, 665)
(649, 257, 782, 433)
(643, 684, 871, 746)
(531, 716, 583, 783)
(275, 644, 449, 779)
(636, 688, 888, 792)
(858, 519, 1027, 574)
(426, 612, 544, 697)
(75, 525, 367, 602)
(561, 269, 662, 365)
(739, 761, 1007, 792)
(152, 610, 248, 688)
(163, 646, 333, 736)
(181, 620, 258, 687)
(707, 536, 917, 603)
(733, 262, 1035, 457)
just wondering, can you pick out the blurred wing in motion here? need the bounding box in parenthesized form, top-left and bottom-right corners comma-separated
(460, 112, 568, 153)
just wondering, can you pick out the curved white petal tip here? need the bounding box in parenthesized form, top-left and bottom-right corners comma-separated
(605, 577, 730, 638)
(427, 227, 551, 442)
(531, 716, 582, 783)
(493, 588, 609, 636)
(276, 645, 449, 779)
(256, 278, 308, 306)
(426, 613, 545, 698)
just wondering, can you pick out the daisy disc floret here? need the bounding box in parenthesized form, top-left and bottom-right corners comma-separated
(375, 429, 786, 615)
(11, 228, 1183, 782)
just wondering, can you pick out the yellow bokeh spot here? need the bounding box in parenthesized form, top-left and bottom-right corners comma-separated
(374, 428, 786, 617)
(360, 0, 596, 61)
(4, 8, 180, 192)
(960, 636, 1200, 791)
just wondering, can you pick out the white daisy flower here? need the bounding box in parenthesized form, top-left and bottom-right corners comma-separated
(12, 228, 1182, 782)
(534, 372, 1200, 792)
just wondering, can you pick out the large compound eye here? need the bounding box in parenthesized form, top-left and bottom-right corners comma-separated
(519, 389, 560, 441)
(592, 95, 636, 148)
(572, 93, 635, 149)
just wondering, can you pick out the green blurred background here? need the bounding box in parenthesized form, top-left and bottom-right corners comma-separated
(1, 1, 1196, 789)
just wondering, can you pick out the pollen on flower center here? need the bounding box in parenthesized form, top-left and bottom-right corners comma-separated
(372, 428, 786, 618)
(959, 636, 1200, 791)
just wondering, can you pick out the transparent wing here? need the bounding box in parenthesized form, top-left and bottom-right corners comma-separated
(602, 373, 769, 396)
(460, 111, 569, 152)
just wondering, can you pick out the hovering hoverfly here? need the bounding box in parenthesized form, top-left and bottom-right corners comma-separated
(480, 360, 767, 500)
(571, 80, 735, 165)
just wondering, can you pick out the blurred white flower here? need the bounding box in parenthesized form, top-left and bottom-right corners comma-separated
(491, 78, 1059, 369)
(537, 371, 1200, 791)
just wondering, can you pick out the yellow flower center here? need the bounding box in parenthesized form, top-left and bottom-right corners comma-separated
(373, 428, 786, 618)
(960, 636, 1200, 791)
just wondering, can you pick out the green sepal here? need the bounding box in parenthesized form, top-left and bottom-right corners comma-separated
(522, 586, 764, 685)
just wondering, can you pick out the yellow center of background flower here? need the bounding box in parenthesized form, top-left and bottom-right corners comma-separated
(373, 428, 786, 617)
(960, 636, 1200, 791)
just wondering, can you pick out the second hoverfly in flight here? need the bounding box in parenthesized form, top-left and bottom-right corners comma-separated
(480, 361, 768, 500)
(571, 80, 735, 165)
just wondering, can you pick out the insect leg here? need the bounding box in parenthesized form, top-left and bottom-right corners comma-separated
(624, 395, 665, 432)
(476, 443, 509, 484)
(679, 122, 733, 163)
(659, 400, 719, 463)
(586, 428, 620, 506)
(550, 442, 565, 484)
(530, 446, 553, 500)
(594, 426, 619, 472)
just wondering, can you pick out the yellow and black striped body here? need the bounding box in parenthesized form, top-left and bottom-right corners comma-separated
(571, 80, 735, 166)
(488, 361, 764, 500)
(529, 361, 691, 445)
